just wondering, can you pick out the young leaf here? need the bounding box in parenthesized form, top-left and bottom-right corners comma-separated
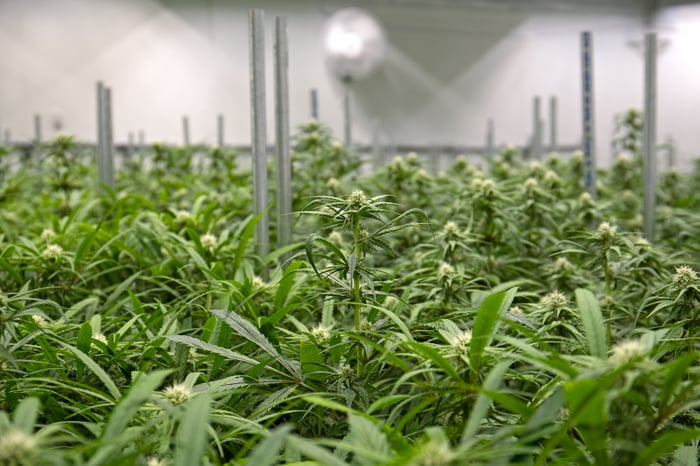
(575, 288, 608, 358)
(461, 360, 512, 443)
(470, 288, 517, 381)
(12, 397, 40, 434)
(174, 392, 211, 466)
(245, 425, 293, 466)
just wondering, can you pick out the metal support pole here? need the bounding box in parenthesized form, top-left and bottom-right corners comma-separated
(581, 31, 597, 198)
(217, 114, 225, 147)
(549, 96, 558, 152)
(372, 125, 382, 170)
(531, 96, 542, 159)
(182, 115, 190, 146)
(274, 16, 292, 252)
(33, 114, 42, 143)
(486, 118, 494, 157)
(96, 82, 115, 193)
(643, 33, 657, 240)
(249, 8, 270, 263)
(665, 136, 675, 169)
(128, 131, 135, 158)
(311, 88, 319, 120)
(104, 87, 115, 189)
(96, 82, 106, 190)
(343, 89, 352, 147)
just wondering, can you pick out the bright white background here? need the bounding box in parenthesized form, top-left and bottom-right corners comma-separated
(1, 0, 699, 168)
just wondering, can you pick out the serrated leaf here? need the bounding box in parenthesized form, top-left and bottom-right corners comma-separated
(59, 341, 120, 399)
(344, 414, 392, 465)
(246, 425, 293, 466)
(174, 392, 211, 466)
(470, 288, 516, 382)
(166, 334, 260, 367)
(632, 430, 700, 466)
(575, 288, 608, 359)
(210, 309, 301, 379)
(462, 360, 512, 443)
(12, 397, 40, 434)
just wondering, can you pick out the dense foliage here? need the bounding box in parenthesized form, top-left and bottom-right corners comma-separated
(0, 120, 699, 465)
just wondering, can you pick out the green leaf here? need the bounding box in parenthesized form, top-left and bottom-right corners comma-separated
(300, 341, 325, 381)
(12, 397, 40, 434)
(470, 288, 516, 381)
(174, 392, 211, 466)
(403, 341, 462, 383)
(166, 334, 260, 367)
(671, 444, 698, 466)
(88, 370, 171, 466)
(632, 430, 700, 466)
(659, 352, 697, 412)
(77, 321, 93, 354)
(286, 435, 350, 466)
(564, 378, 609, 466)
(274, 260, 303, 310)
(575, 288, 608, 359)
(233, 212, 265, 275)
(245, 425, 293, 466)
(461, 360, 512, 443)
(344, 414, 392, 465)
(210, 309, 301, 379)
(58, 341, 120, 399)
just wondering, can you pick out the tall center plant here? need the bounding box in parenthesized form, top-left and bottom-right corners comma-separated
(302, 191, 426, 331)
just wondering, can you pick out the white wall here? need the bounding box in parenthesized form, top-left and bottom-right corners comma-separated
(1, 0, 699, 168)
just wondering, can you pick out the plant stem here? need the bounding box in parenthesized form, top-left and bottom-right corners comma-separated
(603, 250, 612, 345)
(353, 214, 362, 331)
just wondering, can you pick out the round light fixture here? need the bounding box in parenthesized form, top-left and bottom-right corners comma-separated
(321, 8, 387, 82)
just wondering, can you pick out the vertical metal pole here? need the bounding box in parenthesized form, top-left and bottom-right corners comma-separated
(549, 96, 558, 152)
(217, 114, 225, 147)
(182, 115, 190, 146)
(581, 31, 597, 198)
(486, 118, 494, 157)
(643, 33, 657, 240)
(665, 136, 675, 169)
(104, 86, 115, 190)
(275, 16, 292, 253)
(531, 96, 542, 159)
(372, 125, 382, 171)
(249, 9, 270, 263)
(343, 89, 352, 147)
(96, 82, 106, 191)
(33, 114, 42, 143)
(96, 82, 115, 192)
(311, 88, 319, 120)
(128, 131, 135, 158)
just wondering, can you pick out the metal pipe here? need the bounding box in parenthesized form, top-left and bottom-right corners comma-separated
(182, 115, 190, 146)
(531, 96, 542, 159)
(549, 96, 558, 152)
(96, 82, 106, 191)
(217, 114, 225, 147)
(581, 31, 597, 198)
(486, 118, 494, 157)
(643, 33, 657, 240)
(249, 8, 270, 263)
(343, 89, 352, 147)
(275, 16, 292, 252)
(311, 88, 319, 120)
(33, 114, 42, 143)
(104, 86, 115, 190)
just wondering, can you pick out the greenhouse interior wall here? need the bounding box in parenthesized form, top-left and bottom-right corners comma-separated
(1, 0, 700, 169)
